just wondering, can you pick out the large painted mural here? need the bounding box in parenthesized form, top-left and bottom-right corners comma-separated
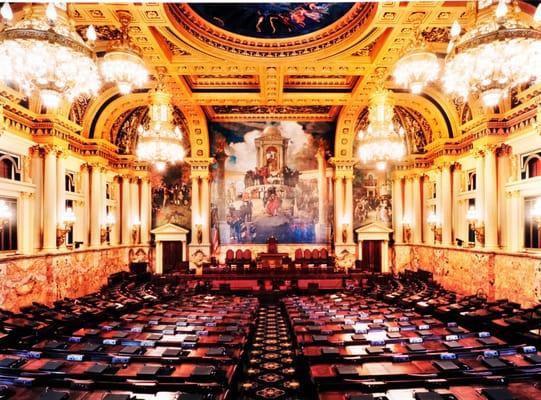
(151, 164, 192, 229)
(210, 121, 334, 245)
(189, 3, 354, 39)
(352, 166, 392, 229)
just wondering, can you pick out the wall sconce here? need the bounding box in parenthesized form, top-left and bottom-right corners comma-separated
(466, 205, 485, 246)
(131, 218, 141, 244)
(402, 215, 412, 243)
(100, 212, 116, 244)
(531, 197, 541, 232)
(56, 207, 76, 247)
(0, 199, 11, 233)
(340, 216, 349, 243)
(427, 211, 442, 244)
(196, 224, 203, 244)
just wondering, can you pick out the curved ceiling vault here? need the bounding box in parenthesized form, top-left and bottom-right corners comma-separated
(33, 1, 538, 164)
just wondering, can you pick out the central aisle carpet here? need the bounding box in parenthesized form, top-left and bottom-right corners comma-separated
(238, 303, 304, 399)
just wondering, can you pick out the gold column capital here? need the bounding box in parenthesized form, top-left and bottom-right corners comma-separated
(19, 191, 34, 199)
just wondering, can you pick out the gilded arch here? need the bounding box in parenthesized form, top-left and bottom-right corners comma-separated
(335, 89, 457, 160)
(82, 90, 209, 158)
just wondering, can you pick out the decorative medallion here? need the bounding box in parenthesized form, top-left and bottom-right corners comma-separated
(188, 3, 355, 39)
(166, 3, 377, 58)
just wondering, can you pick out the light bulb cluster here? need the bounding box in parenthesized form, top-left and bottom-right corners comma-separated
(136, 85, 185, 170)
(0, 3, 147, 108)
(357, 88, 406, 168)
(394, 0, 541, 108)
(393, 26, 441, 94)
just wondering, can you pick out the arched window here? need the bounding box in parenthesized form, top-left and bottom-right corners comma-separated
(0, 197, 17, 252)
(527, 157, 541, 179)
(0, 158, 14, 179)
(521, 152, 541, 180)
(0, 153, 21, 181)
(65, 173, 76, 192)
(467, 172, 476, 191)
(524, 197, 541, 249)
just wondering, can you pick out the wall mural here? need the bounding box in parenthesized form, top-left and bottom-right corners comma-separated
(111, 105, 192, 230)
(352, 166, 392, 229)
(210, 121, 334, 245)
(151, 163, 192, 229)
(189, 3, 354, 39)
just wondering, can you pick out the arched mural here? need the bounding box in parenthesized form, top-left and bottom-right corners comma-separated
(188, 3, 355, 39)
(210, 121, 334, 245)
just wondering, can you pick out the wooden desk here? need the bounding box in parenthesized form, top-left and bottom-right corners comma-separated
(258, 252, 288, 268)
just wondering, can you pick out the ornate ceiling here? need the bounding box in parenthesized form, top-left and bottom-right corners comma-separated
(3, 1, 541, 162)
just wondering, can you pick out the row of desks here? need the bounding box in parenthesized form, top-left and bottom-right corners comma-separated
(0, 278, 259, 400)
(284, 291, 541, 400)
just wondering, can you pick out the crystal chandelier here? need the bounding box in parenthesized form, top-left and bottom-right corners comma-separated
(443, 0, 541, 107)
(357, 88, 406, 170)
(136, 82, 185, 171)
(394, 27, 441, 94)
(0, 3, 100, 109)
(100, 11, 147, 95)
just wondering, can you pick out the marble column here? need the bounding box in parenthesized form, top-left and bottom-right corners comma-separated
(121, 176, 131, 245)
(73, 200, 85, 247)
(452, 165, 462, 245)
(31, 146, 43, 251)
(381, 240, 389, 273)
(508, 190, 521, 252)
(155, 241, 163, 274)
(441, 164, 453, 245)
(130, 177, 140, 244)
(200, 176, 210, 244)
(19, 192, 33, 254)
(101, 169, 108, 236)
(422, 177, 431, 244)
(42, 147, 57, 251)
(190, 176, 200, 245)
(111, 177, 120, 246)
(80, 164, 90, 247)
(90, 165, 102, 248)
(140, 178, 151, 245)
(344, 173, 354, 243)
(56, 151, 66, 249)
(316, 149, 327, 242)
(404, 177, 413, 236)
(497, 145, 511, 249)
(393, 178, 404, 244)
(334, 176, 344, 244)
(412, 175, 422, 243)
(484, 145, 498, 249)
(475, 150, 485, 247)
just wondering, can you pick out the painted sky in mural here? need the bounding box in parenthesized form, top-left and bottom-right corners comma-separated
(211, 121, 334, 245)
(189, 3, 354, 39)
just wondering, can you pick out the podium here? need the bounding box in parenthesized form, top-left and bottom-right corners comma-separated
(258, 236, 288, 268)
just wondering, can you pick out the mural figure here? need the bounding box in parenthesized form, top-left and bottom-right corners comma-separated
(352, 165, 393, 229)
(151, 163, 192, 228)
(211, 121, 334, 245)
(189, 3, 354, 39)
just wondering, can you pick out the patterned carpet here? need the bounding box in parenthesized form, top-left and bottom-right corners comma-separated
(238, 304, 303, 399)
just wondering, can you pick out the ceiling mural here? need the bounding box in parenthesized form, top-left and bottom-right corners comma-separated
(188, 3, 355, 39)
(3, 1, 539, 164)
